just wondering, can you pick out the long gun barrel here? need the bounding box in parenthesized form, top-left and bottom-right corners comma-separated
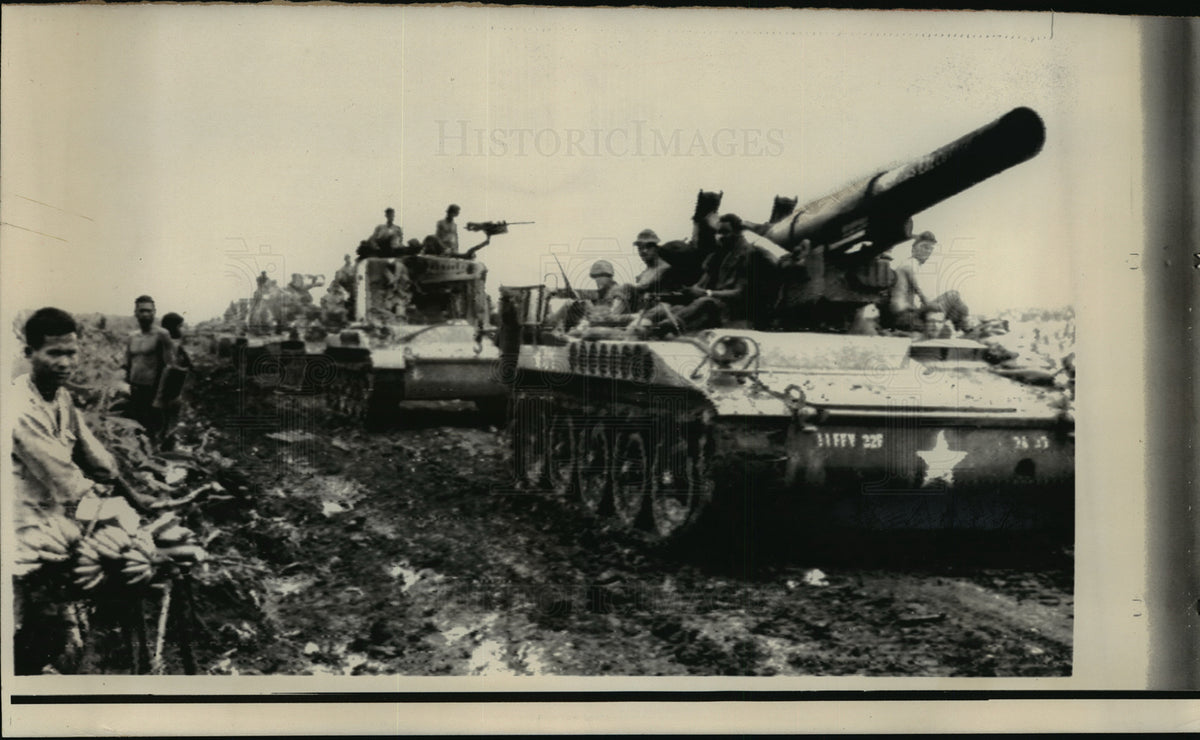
(763, 107, 1045, 255)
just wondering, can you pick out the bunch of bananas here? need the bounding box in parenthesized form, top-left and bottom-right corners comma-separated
(74, 525, 147, 590)
(16, 506, 210, 595)
(15, 516, 82, 576)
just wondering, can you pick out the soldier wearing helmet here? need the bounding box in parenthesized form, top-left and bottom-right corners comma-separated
(628, 228, 684, 309)
(586, 259, 633, 322)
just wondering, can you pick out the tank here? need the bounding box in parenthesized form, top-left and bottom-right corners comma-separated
(499, 107, 1074, 540)
(213, 252, 508, 427)
(320, 253, 508, 427)
(211, 273, 329, 390)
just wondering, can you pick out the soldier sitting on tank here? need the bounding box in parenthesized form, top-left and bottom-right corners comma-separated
(583, 259, 634, 323)
(635, 214, 772, 338)
(886, 231, 971, 333)
(623, 228, 689, 312)
(918, 306, 955, 339)
(366, 207, 405, 257)
(420, 234, 447, 256)
(320, 281, 350, 328)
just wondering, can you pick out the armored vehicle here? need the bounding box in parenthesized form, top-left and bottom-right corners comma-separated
(216, 249, 508, 426)
(499, 107, 1074, 540)
(321, 253, 507, 426)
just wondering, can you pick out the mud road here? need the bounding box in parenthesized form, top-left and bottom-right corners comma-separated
(170, 357, 1072, 678)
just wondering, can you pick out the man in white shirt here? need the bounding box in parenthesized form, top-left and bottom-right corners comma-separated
(12, 307, 151, 673)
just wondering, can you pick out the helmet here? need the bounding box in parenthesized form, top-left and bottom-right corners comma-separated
(633, 228, 660, 246)
(589, 259, 615, 278)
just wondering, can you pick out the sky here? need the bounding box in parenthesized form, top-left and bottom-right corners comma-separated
(2, 8, 1141, 325)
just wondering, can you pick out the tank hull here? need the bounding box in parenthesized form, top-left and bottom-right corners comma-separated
(507, 330, 1074, 538)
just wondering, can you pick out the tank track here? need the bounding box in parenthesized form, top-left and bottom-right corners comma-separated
(510, 385, 718, 540)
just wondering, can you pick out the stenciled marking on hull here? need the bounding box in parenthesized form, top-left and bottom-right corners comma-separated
(916, 430, 968, 488)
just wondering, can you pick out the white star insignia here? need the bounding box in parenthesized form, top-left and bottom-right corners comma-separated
(916, 430, 968, 488)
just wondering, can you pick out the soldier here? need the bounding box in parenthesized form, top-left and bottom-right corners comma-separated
(368, 207, 405, 255)
(920, 307, 955, 339)
(586, 259, 633, 322)
(627, 228, 684, 311)
(320, 280, 350, 327)
(436, 204, 460, 254)
(888, 231, 971, 332)
(13, 308, 152, 673)
(334, 254, 355, 293)
(637, 214, 772, 337)
(123, 295, 174, 443)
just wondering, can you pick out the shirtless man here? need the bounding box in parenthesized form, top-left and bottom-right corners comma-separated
(888, 231, 970, 332)
(436, 204, 460, 254)
(123, 295, 174, 443)
(369, 207, 405, 255)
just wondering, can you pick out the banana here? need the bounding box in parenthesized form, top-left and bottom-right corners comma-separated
(95, 526, 133, 551)
(125, 569, 152, 585)
(75, 572, 105, 590)
(124, 548, 150, 565)
(55, 516, 83, 544)
(13, 560, 41, 577)
(74, 562, 102, 576)
(146, 513, 180, 535)
(21, 529, 66, 555)
(155, 526, 195, 545)
(160, 545, 207, 562)
(36, 548, 70, 562)
(40, 523, 70, 551)
(87, 538, 123, 560)
(76, 540, 101, 561)
(16, 548, 41, 565)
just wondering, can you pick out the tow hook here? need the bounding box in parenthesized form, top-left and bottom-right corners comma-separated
(783, 384, 820, 432)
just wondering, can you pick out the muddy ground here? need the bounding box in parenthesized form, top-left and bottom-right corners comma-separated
(149, 353, 1073, 678)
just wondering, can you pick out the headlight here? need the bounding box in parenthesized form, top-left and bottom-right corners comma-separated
(710, 336, 750, 366)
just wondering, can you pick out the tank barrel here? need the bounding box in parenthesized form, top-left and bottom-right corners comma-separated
(764, 107, 1045, 252)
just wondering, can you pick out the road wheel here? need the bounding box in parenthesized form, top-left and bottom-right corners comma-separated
(612, 431, 650, 529)
(649, 427, 713, 539)
(577, 423, 611, 516)
(547, 414, 576, 498)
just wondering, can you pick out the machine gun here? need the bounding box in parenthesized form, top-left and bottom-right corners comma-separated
(760, 107, 1045, 326)
(465, 220, 534, 236)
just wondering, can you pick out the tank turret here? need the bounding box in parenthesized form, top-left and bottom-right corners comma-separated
(758, 107, 1045, 328)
